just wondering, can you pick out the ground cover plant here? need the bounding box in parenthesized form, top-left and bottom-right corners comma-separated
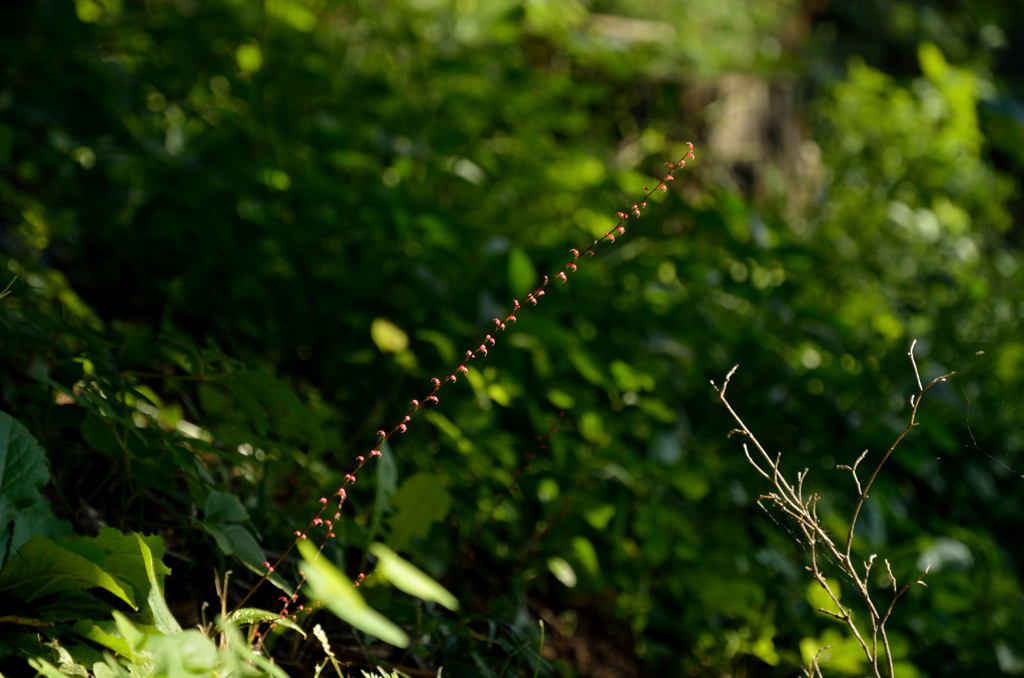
(2, 0, 1023, 676)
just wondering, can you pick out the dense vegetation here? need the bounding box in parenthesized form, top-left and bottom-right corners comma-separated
(1, 1, 1022, 676)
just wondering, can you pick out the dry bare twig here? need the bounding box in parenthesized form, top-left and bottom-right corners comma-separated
(710, 340, 953, 677)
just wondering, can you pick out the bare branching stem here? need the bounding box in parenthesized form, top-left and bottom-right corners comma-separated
(712, 341, 952, 677)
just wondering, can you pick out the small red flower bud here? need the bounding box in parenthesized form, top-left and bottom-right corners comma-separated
(327, 532, 335, 538)
(686, 141, 694, 151)
(665, 161, 675, 168)
(344, 473, 357, 484)
(686, 151, 694, 160)
(356, 455, 365, 463)
(527, 293, 537, 305)
(376, 429, 386, 438)
(466, 350, 474, 359)
(588, 248, 596, 256)
(431, 377, 441, 386)
(399, 423, 407, 432)
(570, 248, 580, 259)
(426, 395, 439, 404)
(478, 344, 488, 356)
(557, 271, 567, 282)
(507, 314, 517, 323)
(658, 184, 667, 192)
(513, 299, 521, 310)
(618, 225, 626, 234)
(617, 211, 628, 219)
(486, 334, 496, 345)
(567, 262, 577, 272)
(494, 318, 505, 330)
(313, 518, 323, 525)
(371, 449, 382, 457)
(458, 365, 469, 374)
(264, 561, 275, 572)
(337, 488, 347, 500)
(608, 234, 616, 243)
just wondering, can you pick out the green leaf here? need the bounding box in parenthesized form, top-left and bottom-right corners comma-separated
(387, 473, 451, 551)
(508, 247, 537, 296)
(203, 490, 249, 523)
(222, 608, 306, 637)
(298, 541, 409, 648)
(369, 543, 458, 611)
(0, 537, 134, 606)
(73, 619, 142, 663)
(0, 411, 53, 568)
(370, 318, 409, 354)
(135, 533, 181, 633)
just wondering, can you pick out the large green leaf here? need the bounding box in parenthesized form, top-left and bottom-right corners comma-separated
(0, 536, 134, 606)
(0, 411, 54, 567)
(298, 540, 409, 648)
(387, 473, 451, 551)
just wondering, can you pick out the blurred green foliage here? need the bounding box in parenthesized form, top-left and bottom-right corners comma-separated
(1, 0, 1022, 675)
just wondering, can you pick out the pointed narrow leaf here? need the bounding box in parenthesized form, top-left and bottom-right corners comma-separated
(298, 541, 409, 648)
(135, 533, 181, 633)
(370, 543, 458, 611)
(223, 608, 306, 637)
